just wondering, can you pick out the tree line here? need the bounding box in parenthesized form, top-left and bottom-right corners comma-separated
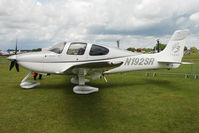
(127, 43, 198, 53)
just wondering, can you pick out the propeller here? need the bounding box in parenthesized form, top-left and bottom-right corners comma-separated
(9, 39, 19, 72)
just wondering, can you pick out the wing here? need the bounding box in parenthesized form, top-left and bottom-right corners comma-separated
(63, 61, 123, 75)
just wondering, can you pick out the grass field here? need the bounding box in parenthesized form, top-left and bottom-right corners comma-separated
(0, 54, 199, 133)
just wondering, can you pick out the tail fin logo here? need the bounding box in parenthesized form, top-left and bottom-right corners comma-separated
(172, 42, 180, 53)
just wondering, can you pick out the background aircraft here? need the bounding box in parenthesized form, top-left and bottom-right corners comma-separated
(8, 30, 188, 94)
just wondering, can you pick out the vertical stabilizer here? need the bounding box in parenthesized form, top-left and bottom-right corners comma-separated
(158, 30, 188, 63)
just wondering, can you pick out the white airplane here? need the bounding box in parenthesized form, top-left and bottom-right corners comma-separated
(0, 50, 9, 56)
(8, 30, 189, 94)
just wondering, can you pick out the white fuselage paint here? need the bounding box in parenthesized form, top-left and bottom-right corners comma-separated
(17, 52, 171, 75)
(104, 54, 170, 74)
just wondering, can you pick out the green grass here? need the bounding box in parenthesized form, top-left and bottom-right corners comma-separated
(0, 55, 199, 133)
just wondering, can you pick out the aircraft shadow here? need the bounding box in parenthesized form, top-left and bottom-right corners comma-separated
(34, 77, 182, 131)
(37, 75, 180, 92)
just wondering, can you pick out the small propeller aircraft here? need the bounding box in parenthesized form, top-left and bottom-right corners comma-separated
(8, 30, 189, 94)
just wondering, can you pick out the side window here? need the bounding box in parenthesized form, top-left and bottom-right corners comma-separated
(89, 44, 109, 56)
(67, 43, 87, 55)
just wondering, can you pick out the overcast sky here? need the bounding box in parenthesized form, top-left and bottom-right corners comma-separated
(0, 0, 199, 50)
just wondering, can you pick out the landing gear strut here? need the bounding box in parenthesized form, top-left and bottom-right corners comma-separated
(71, 69, 98, 94)
(20, 72, 40, 89)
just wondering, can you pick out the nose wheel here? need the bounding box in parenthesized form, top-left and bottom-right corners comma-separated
(20, 72, 40, 89)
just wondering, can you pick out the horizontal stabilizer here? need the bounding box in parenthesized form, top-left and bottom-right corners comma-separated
(158, 60, 181, 64)
(181, 62, 194, 65)
(158, 60, 194, 64)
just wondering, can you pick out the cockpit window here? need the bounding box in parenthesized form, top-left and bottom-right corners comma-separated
(89, 44, 109, 56)
(67, 43, 87, 55)
(48, 41, 66, 54)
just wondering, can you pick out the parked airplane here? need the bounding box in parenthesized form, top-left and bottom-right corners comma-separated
(0, 50, 9, 56)
(0, 40, 21, 56)
(8, 30, 189, 94)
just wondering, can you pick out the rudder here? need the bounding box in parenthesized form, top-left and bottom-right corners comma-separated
(158, 30, 188, 63)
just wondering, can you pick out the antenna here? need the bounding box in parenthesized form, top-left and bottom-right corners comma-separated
(156, 39, 160, 53)
(116, 40, 120, 48)
(15, 39, 18, 54)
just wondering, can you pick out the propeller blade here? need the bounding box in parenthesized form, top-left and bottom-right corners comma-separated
(9, 39, 20, 72)
(15, 63, 19, 72)
(9, 60, 16, 71)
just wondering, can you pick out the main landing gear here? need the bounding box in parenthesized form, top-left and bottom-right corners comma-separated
(71, 75, 99, 94)
(71, 69, 99, 94)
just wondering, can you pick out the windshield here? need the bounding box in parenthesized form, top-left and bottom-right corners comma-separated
(48, 42, 66, 54)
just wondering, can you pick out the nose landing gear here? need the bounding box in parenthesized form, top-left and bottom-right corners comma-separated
(20, 72, 40, 89)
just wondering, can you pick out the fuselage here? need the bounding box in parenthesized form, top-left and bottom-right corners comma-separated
(8, 42, 174, 75)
